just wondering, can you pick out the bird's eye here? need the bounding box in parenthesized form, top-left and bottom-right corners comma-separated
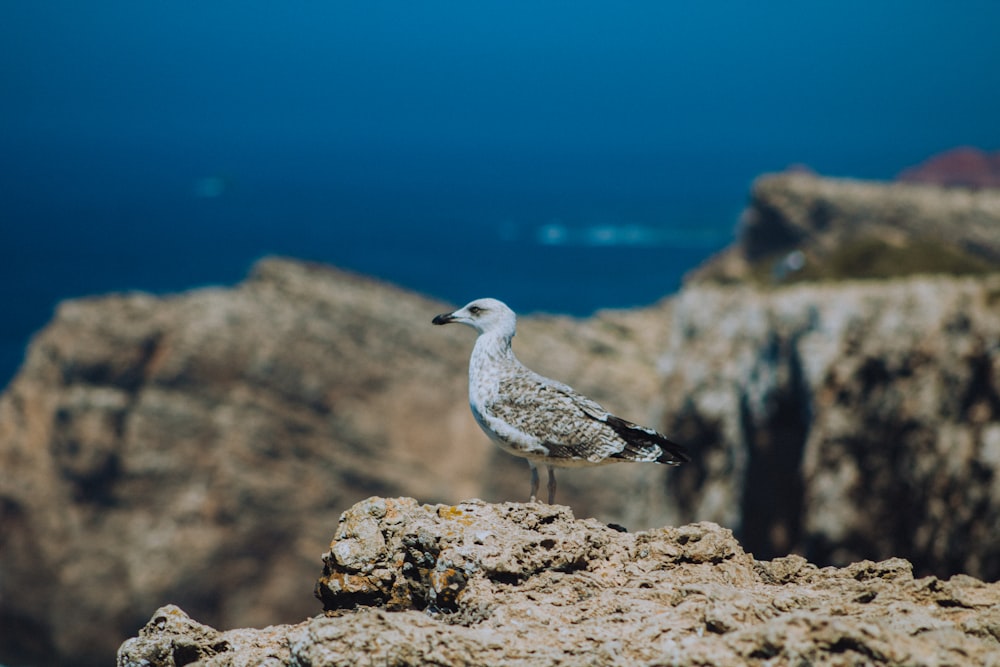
(468, 306, 483, 315)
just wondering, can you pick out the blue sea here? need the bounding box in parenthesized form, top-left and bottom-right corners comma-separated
(2, 2, 998, 390)
(1, 135, 746, 390)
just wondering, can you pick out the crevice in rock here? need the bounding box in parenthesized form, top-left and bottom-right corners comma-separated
(960, 349, 1000, 420)
(0, 610, 54, 667)
(665, 403, 721, 518)
(551, 556, 589, 574)
(172, 642, 202, 667)
(72, 452, 122, 505)
(738, 333, 810, 560)
(489, 571, 525, 586)
(742, 198, 804, 261)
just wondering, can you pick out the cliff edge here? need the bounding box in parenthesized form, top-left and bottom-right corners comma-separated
(689, 171, 1000, 284)
(118, 497, 1000, 667)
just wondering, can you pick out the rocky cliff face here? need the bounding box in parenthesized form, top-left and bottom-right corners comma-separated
(118, 497, 1000, 667)
(4, 178, 1000, 666)
(0, 258, 674, 666)
(689, 172, 1000, 284)
(0, 260, 474, 665)
(657, 276, 1000, 578)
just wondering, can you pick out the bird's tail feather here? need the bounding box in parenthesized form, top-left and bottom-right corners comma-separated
(604, 414, 690, 465)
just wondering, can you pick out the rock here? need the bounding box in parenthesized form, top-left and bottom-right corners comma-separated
(658, 275, 1000, 578)
(898, 146, 1000, 189)
(0, 258, 675, 666)
(6, 252, 1000, 664)
(117, 605, 296, 667)
(118, 497, 1000, 667)
(689, 171, 1000, 284)
(0, 259, 482, 666)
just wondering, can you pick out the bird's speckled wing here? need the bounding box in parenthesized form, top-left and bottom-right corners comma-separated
(483, 370, 679, 464)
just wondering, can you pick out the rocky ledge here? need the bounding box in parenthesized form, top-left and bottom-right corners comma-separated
(4, 258, 1000, 666)
(119, 497, 1000, 667)
(689, 171, 1000, 284)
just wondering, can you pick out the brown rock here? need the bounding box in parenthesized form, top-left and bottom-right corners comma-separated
(689, 172, 1000, 284)
(0, 258, 676, 666)
(118, 497, 1000, 667)
(0, 260, 480, 665)
(6, 255, 1000, 665)
(658, 276, 1000, 578)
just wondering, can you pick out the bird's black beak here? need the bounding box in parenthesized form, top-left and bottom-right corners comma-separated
(432, 312, 455, 325)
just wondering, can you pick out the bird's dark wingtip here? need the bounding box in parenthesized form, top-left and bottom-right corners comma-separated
(603, 414, 690, 465)
(658, 438, 691, 465)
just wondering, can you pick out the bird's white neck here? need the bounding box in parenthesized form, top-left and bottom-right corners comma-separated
(468, 330, 517, 409)
(471, 330, 516, 367)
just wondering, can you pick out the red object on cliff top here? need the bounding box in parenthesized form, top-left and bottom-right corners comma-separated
(897, 146, 1000, 189)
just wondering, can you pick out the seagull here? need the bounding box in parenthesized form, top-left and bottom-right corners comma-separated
(432, 298, 689, 504)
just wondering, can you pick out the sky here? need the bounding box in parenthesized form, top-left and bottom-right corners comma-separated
(1, 2, 999, 385)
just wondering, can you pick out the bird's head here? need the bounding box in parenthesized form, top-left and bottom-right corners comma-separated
(432, 298, 517, 337)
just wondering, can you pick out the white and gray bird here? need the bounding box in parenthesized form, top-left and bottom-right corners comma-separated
(432, 298, 689, 504)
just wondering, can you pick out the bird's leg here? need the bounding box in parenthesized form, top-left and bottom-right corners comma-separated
(547, 466, 557, 504)
(528, 461, 539, 503)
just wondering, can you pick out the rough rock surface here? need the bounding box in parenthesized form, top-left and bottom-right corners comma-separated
(7, 174, 1000, 665)
(0, 258, 675, 666)
(0, 260, 471, 666)
(658, 275, 1000, 578)
(689, 172, 1000, 284)
(119, 497, 1000, 667)
(5, 255, 1000, 666)
(5, 256, 1000, 666)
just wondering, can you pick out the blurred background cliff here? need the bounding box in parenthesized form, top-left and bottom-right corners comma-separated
(2, 3, 999, 666)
